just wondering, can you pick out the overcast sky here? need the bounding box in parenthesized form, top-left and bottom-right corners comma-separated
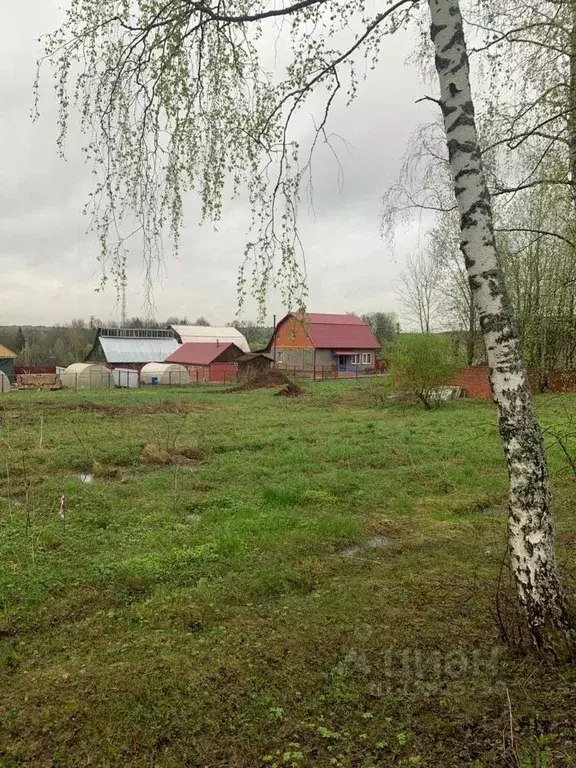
(1, 2, 435, 328)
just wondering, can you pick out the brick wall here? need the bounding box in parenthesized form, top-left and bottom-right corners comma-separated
(548, 371, 576, 392)
(449, 366, 492, 399)
(532, 370, 576, 393)
(449, 366, 576, 399)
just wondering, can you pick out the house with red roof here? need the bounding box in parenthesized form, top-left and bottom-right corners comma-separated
(165, 342, 244, 382)
(266, 313, 380, 374)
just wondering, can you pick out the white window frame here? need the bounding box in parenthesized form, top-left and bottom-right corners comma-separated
(361, 352, 372, 365)
(350, 354, 360, 365)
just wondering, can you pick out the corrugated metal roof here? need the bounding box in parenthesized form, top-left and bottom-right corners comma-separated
(301, 313, 366, 325)
(170, 325, 250, 353)
(100, 337, 179, 363)
(308, 323, 379, 349)
(166, 342, 237, 365)
(236, 352, 274, 362)
(0, 344, 17, 358)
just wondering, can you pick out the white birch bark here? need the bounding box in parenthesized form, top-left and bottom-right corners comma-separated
(428, 0, 574, 657)
(568, 4, 576, 208)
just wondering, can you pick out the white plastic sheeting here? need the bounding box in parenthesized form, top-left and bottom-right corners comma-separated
(140, 362, 189, 386)
(60, 363, 114, 390)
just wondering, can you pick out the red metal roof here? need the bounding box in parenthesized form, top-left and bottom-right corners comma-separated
(165, 342, 236, 365)
(302, 313, 366, 325)
(274, 313, 379, 350)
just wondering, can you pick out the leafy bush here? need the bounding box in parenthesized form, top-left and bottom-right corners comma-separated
(386, 333, 460, 408)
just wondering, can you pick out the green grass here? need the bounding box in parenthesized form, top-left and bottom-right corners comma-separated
(1, 381, 576, 767)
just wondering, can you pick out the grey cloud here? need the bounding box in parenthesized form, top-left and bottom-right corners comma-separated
(1, 2, 434, 326)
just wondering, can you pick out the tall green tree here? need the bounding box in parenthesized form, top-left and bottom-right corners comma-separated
(14, 327, 26, 354)
(227, 320, 273, 349)
(387, 332, 459, 408)
(38, 0, 573, 656)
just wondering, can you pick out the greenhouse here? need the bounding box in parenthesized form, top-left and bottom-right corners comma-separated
(60, 363, 114, 390)
(0, 370, 10, 393)
(140, 362, 189, 386)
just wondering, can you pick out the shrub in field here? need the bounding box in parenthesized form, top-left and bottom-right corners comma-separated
(386, 333, 460, 409)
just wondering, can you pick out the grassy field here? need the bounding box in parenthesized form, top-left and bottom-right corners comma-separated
(1, 380, 576, 767)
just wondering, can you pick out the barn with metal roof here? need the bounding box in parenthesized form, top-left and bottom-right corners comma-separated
(165, 342, 244, 382)
(266, 313, 380, 374)
(85, 328, 180, 369)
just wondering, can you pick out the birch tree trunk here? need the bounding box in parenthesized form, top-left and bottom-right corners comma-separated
(428, 0, 574, 659)
(568, 2, 576, 208)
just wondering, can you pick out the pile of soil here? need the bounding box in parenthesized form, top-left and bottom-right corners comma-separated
(141, 443, 172, 465)
(275, 382, 305, 397)
(230, 370, 305, 396)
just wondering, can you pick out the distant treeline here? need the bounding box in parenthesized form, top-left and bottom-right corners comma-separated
(0, 316, 274, 366)
(0, 312, 399, 366)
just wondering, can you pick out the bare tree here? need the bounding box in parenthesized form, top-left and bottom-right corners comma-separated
(397, 251, 443, 332)
(429, 212, 480, 364)
(470, 0, 576, 208)
(39, 0, 573, 656)
(498, 179, 576, 389)
(361, 311, 397, 345)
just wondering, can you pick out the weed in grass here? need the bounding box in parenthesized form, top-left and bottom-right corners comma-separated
(262, 487, 303, 506)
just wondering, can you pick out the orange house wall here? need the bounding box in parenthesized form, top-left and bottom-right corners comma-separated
(273, 317, 313, 349)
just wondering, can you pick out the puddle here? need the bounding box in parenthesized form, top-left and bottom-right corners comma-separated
(342, 546, 360, 558)
(366, 536, 391, 549)
(342, 536, 392, 559)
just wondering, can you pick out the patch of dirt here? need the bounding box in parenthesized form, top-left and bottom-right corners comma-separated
(230, 370, 304, 394)
(103, 467, 130, 483)
(30, 400, 207, 416)
(141, 443, 172, 465)
(140, 442, 205, 468)
(174, 445, 207, 461)
(136, 401, 207, 415)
